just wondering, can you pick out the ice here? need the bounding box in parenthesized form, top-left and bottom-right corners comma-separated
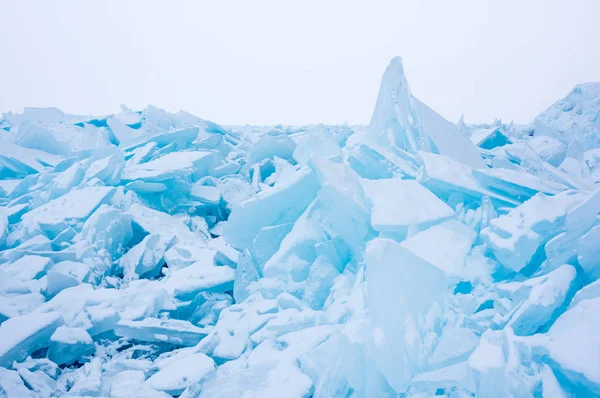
(401, 220, 477, 281)
(468, 330, 510, 397)
(417, 151, 519, 208)
(190, 184, 221, 206)
(17, 367, 57, 397)
(366, 238, 447, 392)
(0, 367, 36, 397)
(115, 318, 211, 346)
(413, 98, 487, 169)
(368, 57, 485, 169)
(110, 370, 171, 398)
(21, 186, 116, 239)
(45, 260, 91, 297)
(48, 326, 95, 365)
(119, 234, 174, 279)
(123, 151, 216, 182)
(362, 179, 453, 234)
(470, 123, 513, 150)
(410, 362, 474, 394)
(530, 297, 600, 394)
(2, 255, 52, 282)
(0, 312, 63, 367)
(224, 167, 319, 249)
(145, 353, 215, 395)
(2, 59, 600, 396)
(428, 327, 480, 369)
(502, 264, 577, 335)
(0, 141, 64, 177)
(482, 190, 590, 272)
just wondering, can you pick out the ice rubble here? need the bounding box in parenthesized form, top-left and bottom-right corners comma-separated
(1, 57, 600, 397)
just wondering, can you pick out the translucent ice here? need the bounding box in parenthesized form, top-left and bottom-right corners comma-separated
(0, 312, 63, 367)
(47, 326, 95, 365)
(366, 238, 447, 392)
(1, 59, 600, 397)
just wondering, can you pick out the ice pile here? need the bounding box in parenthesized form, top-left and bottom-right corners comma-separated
(1, 57, 600, 397)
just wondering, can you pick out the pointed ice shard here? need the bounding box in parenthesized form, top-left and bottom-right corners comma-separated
(369, 57, 422, 152)
(368, 57, 485, 168)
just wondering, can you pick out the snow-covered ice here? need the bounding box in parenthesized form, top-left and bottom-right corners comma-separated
(1, 57, 600, 397)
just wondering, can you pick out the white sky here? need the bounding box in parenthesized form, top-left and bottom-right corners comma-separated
(1, 1, 599, 126)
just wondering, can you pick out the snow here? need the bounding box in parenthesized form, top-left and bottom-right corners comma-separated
(1, 57, 600, 397)
(145, 353, 215, 395)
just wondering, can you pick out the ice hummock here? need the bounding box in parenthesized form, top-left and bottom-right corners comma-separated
(1, 57, 600, 397)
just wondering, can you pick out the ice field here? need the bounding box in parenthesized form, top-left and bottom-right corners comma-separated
(1, 57, 600, 397)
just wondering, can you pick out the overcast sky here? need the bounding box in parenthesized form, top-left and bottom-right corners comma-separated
(1, 1, 599, 126)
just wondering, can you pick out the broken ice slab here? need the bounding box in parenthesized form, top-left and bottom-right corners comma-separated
(2, 255, 52, 282)
(190, 184, 221, 206)
(410, 362, 475, 395)
(261, 199, 330, 288)
(16, 367, 57, 397)
(311, 157, 375, 257)
(470, 124, 513, 150)
(529, 297, 600, 395)
(120, 126, 200, 152)
(82, 204, 132, 260)
(20, 186, 116, 239)
(119, 234, 174, 279)
(47, 326, 95, 365)
(122, 150, 217, 182)
(162, 259, 235, 299)
(502, 264, 577, 335)
(249, 222, 294, 267)
(0, 293, 46, 323)
(0, 179, 21, 198)
(348, 142, 418, 180)
(124, 180, 168, 194)
(245, 134, 296, 167)
(114, 318, 211, 346)
(361, 178, 453, 234)
(0, 368, 36, 398)
(0, 312, 63, 367)
(400, 220, 476, 281)
(428, 327, 480, 369)
(145, 353, 216, 396)
(577, 224, 600, 280)
(570, 278, 600, 307)
(111, 370, 171, 398)
(366, 238, 447, 393)
(293, 128, 342, 166)
(127, 203, 208, 247)
(0, 141, 64, 177)
(472, 167, 567, 201)
(482, 190, 595, 272)
(413, 98, 487, 169)
(224, 167, 319, 249)
(417, 151, 519, 208)
(45, 260, 92, 297)
(468, 330, 510, 398)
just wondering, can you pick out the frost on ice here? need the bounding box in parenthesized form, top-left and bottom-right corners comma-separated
(1, 58, 600, 397)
